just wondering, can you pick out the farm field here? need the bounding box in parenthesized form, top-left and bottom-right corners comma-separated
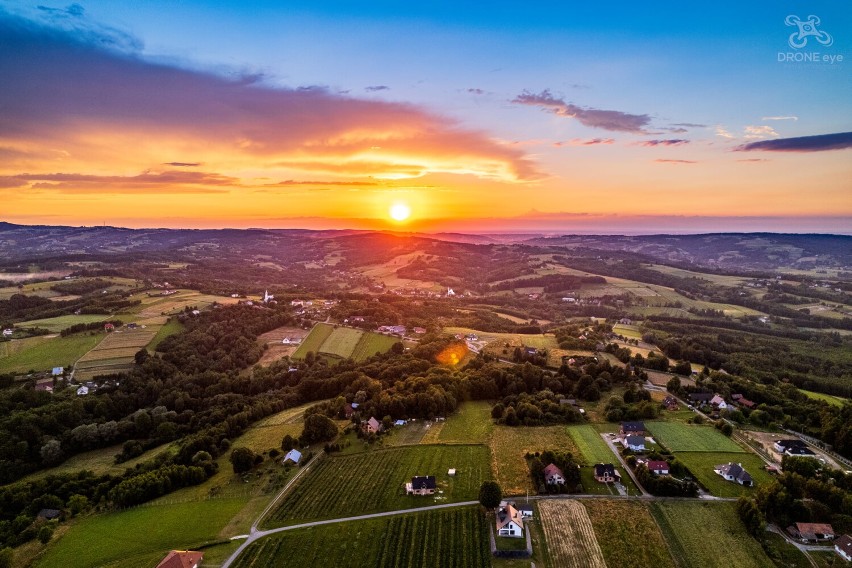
(386, 420, 430, 445)
(292, 322, 335, 358)
(673, 452, 773, 497)
(537, 500, 606, 568)
(612, 323, 643, 339)
(36, 498, 246, 568)
(489, 425, 578, 495)
(319, 326, 364, 358)
(0, 335, 52, 358)
(650, 501, 775, 568)
(256, 325, 309, 365)
(234, 507, 489, 568)
(568, 425, 618, 465)
(292, 323, 399, 362)
(431, 401, 494, 444)
(147, 318, 185, 351)
(74, 328, 159, 380)
(230, 402, 318, 455)
(646, 422, 746, 453)
(583, 500, 675, 568)
(444, 327, 560, 351)
(0, 333, 102, 374)
(16, 314, 121, 333)
(799, 388, 847, 407)
(131, 289, 240, 318)
(351, 331, 400, 361)
(264, 445, 490, 526)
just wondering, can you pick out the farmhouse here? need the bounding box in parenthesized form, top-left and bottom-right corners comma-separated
(834, 534, 852, 561)
(343, 403, 355, 418)
(496, 503, 524, 538)
(34, 380, 53, 393)
(624, 435, 646, 452)
(155, 550, 204, 568)
(594, 463, 620, 483)
(543, 463, 565, 485)
(773, 439, 806, 453)
(714, 462, 753, 486)
(710, 395, 728, 409)
(405, 475, 436, 496)
(51, 366, 64, 376)
(523, 346, 538, 356)
(662, 396, 679, 410)
(282, 449, 302, 464)
(646, 460, 670, 475)
(688, 392, 714, 405)
(785, 446, 817, 458)
(620, 421, 645, 436)
(731, 394, 756, 409)
(76, 385, 89, 396)
(363, 416, 382, 434)
(37, 509, 61, 520)
(789, 522, 835, 543)
(1, 329, 12, 337)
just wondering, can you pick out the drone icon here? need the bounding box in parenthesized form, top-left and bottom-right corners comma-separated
(785, 15, 833, 49)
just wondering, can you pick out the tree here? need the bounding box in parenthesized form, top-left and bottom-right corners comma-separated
(0, 547, 11, 568)
(39, 439, 63, 466)
(281, 434, 297, 451)
(478, 480, 502, 509)
(230, 447, 256, 473)
(37, 525, 53, 544)
(67, 494, 89, 516)
(134, 348, 150, 365)
(666, 376, 681, 393)
(301, 414, 339, 445)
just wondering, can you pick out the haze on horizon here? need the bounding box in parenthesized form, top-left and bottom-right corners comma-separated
(1, 1, 850, 234)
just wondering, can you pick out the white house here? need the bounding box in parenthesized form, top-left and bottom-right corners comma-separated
(496, 504, 524, 538)
(543, 463, 565, 485)
(51, 367, 64, 376)
(2, 329, 13, 337)
(714, 462, 753, 486)
(282, 449, 302, 464)
(834, 534, 852, 562)
(710, 395, 728, 410)
(625, 435, 646, 452)
(76, 386, 89, 396)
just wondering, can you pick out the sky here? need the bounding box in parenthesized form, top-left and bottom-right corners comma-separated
(1, 1, 851, 233)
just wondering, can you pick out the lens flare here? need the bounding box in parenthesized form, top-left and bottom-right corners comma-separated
(389, 203, 411, 221)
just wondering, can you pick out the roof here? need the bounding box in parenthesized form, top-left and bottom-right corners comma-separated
(796, 522, 834, 535)
(51, 367, 64, 375)
(710, 395, 726, 405)
(155, 550, 204, 568)
(621, 421, 645, 432)
(689, 392, 714, 402)
(594, 463, 617, 477)
(543, 463, 564, 478)
(283, 449, 302, 463)
(717, 462, 752, 483)
(411, 475, 436, 490)
(647, 460, 669, 471)
(496, 504, 524, 531)
(37, 508, 61, 519)
(785, 446, 815, 456)
(776, 439, 806, 449)
(836, 535, 852, 555)
(626, 435, 645, 447)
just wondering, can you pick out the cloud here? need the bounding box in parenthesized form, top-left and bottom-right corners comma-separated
(511, 89, 651, 133)
(735, 132, 852, 153)
(736, 158, 770, 162)
(268, 179, 378, 187)
(672, 122, 707, 128)
(654, 159, 697, 164)
(715, 126, 734, 139)
(163, 162, 201, 167)
(744, 125, 779, 139)
(6, 170, 237, 193)
(466, 88, 486, 95)
(637, 139, 690, 147)
(0, 10, 539, 186)
(365, 85, 390, 92)
(554, 138, 615, 147)
(762, 116, 798, 121)
(666, 128, 688, 134)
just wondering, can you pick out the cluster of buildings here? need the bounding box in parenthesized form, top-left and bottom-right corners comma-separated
(688, 392, 755, 411)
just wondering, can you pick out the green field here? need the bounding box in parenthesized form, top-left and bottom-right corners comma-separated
(16, 314, 120, 333)
(264, 445, 490, 526)
(584, 500, 675, 568)
(432, 401, 494, 444)
(799, 389, 847, 408)
(351, 331, 400, 361)
(234, 507, 490, 568)
(0, 333, 103, 374)
(568, 425, 618, 465)
(650, 501, 775, 568)
(612, 323, 643, 339)
(673, 452, 773, 497)
(36, 498, 246, 568)
(646, 422, 746, 453)
(319, 326, 365, 358)
(148, 318, 185, 351)
(489, 425, 578, 495)
(292, 323, 335, 358)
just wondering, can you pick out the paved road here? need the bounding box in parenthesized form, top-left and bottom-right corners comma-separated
(250, 452, 323, 533)
(601, 432, 651, 497)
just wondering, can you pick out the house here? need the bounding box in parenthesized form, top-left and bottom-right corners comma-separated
(126, 322, 138, 329)
(688, 392, 714, 405)
(663, 396, 679, 411)
(155, 550, 204, 568)
(405, 475, 436, 496)
(593, 463, 620, 483)
(35, 380, 53, 393)
(496, 504, 524, 538)
(37, 509, 61, 520)
(834, 534, 852, 561)
(624, 435, 646, 452)
(76, 385, 89, 396)
(2, 329, 13, 337)
(394, 419, 406, 427)
(646, 460, 670, 475)
(714, 462, 753, 486)
(103, 322, 115, 332)
(731, 394, 756, 409)
(343, 403, 355, 419)
(282, 449, 302, 464)
(785, 446, 817, 458)
(448, 468, 456, 476)
(559, 398, 577, 406)
(543, 463, 565, 485)
(363, 416, 382, 434)
(51, 367, 64, 376)
(710, 395, 728, 410)
(774, 439, 806, 454)
(523, 346, 538, 357)
(514, 502, 534, 518)
(413, 327, 427, 334)
(620, 421, 645, 436)
(791, 522, 835, 543)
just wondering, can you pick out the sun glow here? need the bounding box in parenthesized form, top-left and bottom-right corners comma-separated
(389, 203, 412, 222)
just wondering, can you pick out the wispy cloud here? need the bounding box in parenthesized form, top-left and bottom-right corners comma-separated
(6, 170, 236, 193)
(744, 125, 779, 139)
(637, 139, 690, 147)
(736, 158, 770, 163)
(365, 85, 390, 92)
(654, 159, 697, 164)
(512, 89, 651, 133)
(467, 88, 486, 95)
(163, 162, 201, 167)
(735, 132, 852, 153)
(715, 126, 734, 139)
(268, 179, 378, 187)
(672, 122, 707, 128)
(762, 116, 798, 121)
(554, 138, 616, 147)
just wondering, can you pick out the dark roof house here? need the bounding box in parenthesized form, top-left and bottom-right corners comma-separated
(620, 421, 645, 434)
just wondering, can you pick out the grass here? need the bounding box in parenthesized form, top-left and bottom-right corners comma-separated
(35, 498, 246, 568)
(433, 401, 494, 444)
(538, 500, 606, 568)
(612, 323, 643, 339)
(233, 507, 490, 568)
(568, 425, 618, 465)
(0, 333, 103, 374)
(799, 389, 847, 407)
(650, 501, 775, 568)
(264, 445, 490, 527)
(646, 422, 746, 453)
(761, 532, 815, 568)
(318, 326, 364, 358)
(351, 331, 400, 361)
(489, 425, 578, 495)
(673, 452, 774, 497)
(583, 500, 675, 568)
(147, 318, 185, 351)
(292, 323, 335, 359)
(16, 314, 120, 333)
(443, 327, 560, 351)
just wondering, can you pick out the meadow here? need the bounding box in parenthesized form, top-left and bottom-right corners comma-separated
(233, 507, 489, 568)
(16, 314, 120, 333)
(646, 422, 746, 453)
(567, 425, 618, 465)
(73, 328, 158, 380)
(673, 452, 773, 497)
(612, 323, 643, 339)
(421, 401, 494, 445)
(147, 318, 185, 351)
(799, 388, 847, 407)
(350, 331, 400, 361)
(0, 333, 102, 374)
(319, 326, 364, 358)
(650, 501, 775, 568)
(264, 445, 490, 526)
(583, 500, 675, 568)
(292, 323, 399, 362)
(537, 500, 606, 568)
(292, 322, 335, 358)
(489, 425, 577, 495)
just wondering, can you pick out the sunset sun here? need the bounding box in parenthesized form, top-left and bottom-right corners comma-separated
(389, 203, 412, 222)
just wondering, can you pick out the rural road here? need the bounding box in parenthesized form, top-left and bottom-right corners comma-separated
(601, 432, 651, 497)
